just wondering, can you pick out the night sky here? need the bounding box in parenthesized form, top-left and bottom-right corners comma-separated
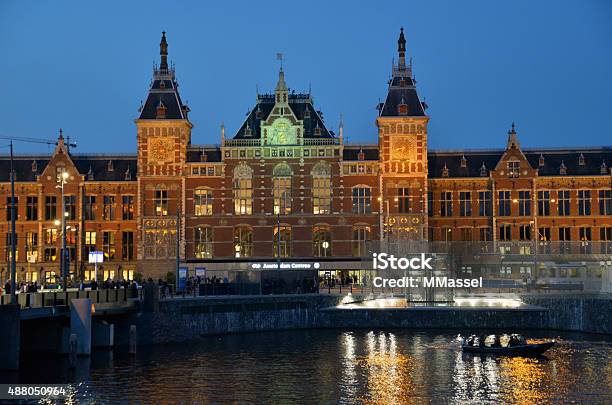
(1, 0, 611, 154)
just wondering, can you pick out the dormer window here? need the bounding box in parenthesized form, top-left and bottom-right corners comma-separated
(314, 123, 322, 136)
(579, 153, 585, 166)
(303, 108, 310, 119)
(159, 80, 166, 90)
(560, 161, 567, 175)
(200, 152, 208, 162)
(156, 100, 167, 119)
(87, 166, 94, 181)
(399, 79, 406, 87)
(255, 106, 262, 119)
(244, 123, 252, 137)
(507, 161, 520, 178)
(460, 155, 467, 168)
(107, 160, 114, 172)
(480, 162, 488, 177)
(601, 161, 608, 174)
(397, 97, 408, 115)
(442, 163, 449, 178)
(539, 154, 545, 167)
(358, 149, 365, 161)
(124, 168, 131, 181)
(31, 160, 38, 173)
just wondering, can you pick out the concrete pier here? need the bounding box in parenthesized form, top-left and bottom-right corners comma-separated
(0, 304, 20, 370)
(92, 321, 114, 348)
(70, 298, 92, 355)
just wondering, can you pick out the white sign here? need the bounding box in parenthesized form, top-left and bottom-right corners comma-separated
(88, 251, 104, 264)
(250, 262, 320, 270)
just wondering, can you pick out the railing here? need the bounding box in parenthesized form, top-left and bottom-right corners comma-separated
(223, 139, 261, 147)
(0, 288, 139, 309)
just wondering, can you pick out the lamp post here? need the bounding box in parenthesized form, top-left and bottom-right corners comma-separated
(57, 170, 69, 291)
(9, 140, 16, 304)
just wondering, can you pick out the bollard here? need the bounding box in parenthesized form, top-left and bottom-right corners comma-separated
(69, 333, 77, 368)
(129, 325, 137, 355)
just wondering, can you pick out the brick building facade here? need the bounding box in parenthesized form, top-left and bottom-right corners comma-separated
(1, 30, 611, 282)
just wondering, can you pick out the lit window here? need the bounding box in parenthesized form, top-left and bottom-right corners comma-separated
(194, 188, 213, 216)
(234, 226, 252, 258)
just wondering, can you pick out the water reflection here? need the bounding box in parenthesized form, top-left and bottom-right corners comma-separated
(8, 331, 612, 404)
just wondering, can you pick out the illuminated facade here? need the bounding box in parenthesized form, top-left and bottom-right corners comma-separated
(1, 30, 611, 281)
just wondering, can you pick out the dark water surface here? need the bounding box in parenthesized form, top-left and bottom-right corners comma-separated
(3, 329, 612, 404)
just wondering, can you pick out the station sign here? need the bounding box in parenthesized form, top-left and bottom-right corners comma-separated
(250, 262, 320, 270)
(88, 251, 104, 264)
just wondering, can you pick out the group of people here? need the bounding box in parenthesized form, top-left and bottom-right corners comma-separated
(464, 334, 527, 348)
(2, 280, 42, 295)
(0, 278, 141, 296)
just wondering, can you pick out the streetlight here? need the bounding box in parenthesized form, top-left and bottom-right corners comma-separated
(57, 170, 70, 291)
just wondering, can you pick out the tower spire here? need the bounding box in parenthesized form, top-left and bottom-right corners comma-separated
(160, 31, 168, 71)
(397, 27, 406, 70)
(275, 58, 288, 105)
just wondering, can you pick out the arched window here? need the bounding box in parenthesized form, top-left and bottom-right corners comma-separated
(194, 188, 213, 216)
(352, 186, 372, 214)
(313, 225, 331, 257)
(194, 226, 213, 258)
(234, 226, 253, 258)
(273, 163, 292, 215)
(233, 164, 253, 215)
(274, 225, 292, 258)
(352, 225, 371, 257)
(312, 162, 331, 215)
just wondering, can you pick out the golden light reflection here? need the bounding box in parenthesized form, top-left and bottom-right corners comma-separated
(357, 332, 418, 405)
(499, 357, 548, 404)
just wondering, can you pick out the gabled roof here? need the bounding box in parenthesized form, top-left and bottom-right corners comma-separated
(233, 93, 334, 140)
(427, 147, 612, 178)
(0, 154, 137, 182)
(343, 144, 379, 161)
(186, 146, 222, 162)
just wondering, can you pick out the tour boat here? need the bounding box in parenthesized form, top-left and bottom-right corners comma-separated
(461, 335, 555, 356)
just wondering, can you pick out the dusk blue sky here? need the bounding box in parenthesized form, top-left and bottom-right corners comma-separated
(1, 0, 611, 154)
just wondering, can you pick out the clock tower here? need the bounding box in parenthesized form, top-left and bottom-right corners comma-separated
(135, 32, 192, 272)
(377, 28, 429, 240)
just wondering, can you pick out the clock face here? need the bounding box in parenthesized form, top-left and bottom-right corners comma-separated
(391, 137, 417, 161)
(149, 137, 173, 163)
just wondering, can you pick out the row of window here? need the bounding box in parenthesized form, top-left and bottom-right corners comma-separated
(4, 231, 134, 262)
(192, 225, 372, 259)
(430, 226, 612, 243)
(429, 190, 612, 217)
(5, 195, 135, 221)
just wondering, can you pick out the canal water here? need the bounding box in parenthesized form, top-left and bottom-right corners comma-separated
(4, 329, 612, 404)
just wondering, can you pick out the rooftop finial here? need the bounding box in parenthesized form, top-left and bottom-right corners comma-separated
(58, 128, 63, 140)
(160, 31, 168, 71)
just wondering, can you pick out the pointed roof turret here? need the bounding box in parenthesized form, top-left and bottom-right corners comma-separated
(159, 31, 169, 71)
(397, 27, 407, 70)
(379, 28, 424, 117)
(506, 122, 520, 149)
(275, 66, 289, 106)
(138, 32, 189, 120)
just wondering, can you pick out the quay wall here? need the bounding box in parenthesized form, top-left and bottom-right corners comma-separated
(520, 293, 612, 335)
(113, 294, 554, 345)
